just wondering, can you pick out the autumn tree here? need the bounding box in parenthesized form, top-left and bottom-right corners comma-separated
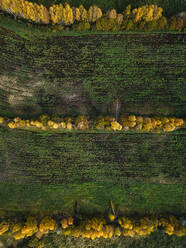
(107, 9, 117, 19)
(0, 0, 49, 23)
(88, 5, 102, 23)
(79, 4, 88, 22)
(72, 7, 80, 22)
(132, 5, 163, 23)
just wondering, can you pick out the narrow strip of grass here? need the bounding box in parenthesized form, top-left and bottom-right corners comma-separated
(0, 181, 185, 215)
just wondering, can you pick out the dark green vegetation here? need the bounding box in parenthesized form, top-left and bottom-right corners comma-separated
(27, 0, 185, 17)
(0, 21, 185, 119)
(0, 128, 186, 215)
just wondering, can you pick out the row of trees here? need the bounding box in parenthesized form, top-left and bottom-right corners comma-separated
(94, 11, 184, 32)
(0, 0, 50, 23)
(0, 114, 185, 132)
(0, 1, 185, 31)
(48, 3, 103, 25)
(61, 215, 186, 238)
(0, 0, 103, 24)
(132, 5, 163, 22)
(0, 214, 185, 241)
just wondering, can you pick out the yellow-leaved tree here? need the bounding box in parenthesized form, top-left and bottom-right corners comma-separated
(72, 7, 80, 22)
(49, 4, 64, 24)
(37, 4, 49, 24)
(64, 2, 73, 25)
(107, 9, 117, 19)
(0, 0, 49, 23)
(88, 5, 102, 23)
(132, 5, 162, 23)
(49, 3, 74, 26)
(79, 4, 88, 22)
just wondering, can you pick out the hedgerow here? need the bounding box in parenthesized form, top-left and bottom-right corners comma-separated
(0, 114, 185, 133)
(0, 213, 186, 241)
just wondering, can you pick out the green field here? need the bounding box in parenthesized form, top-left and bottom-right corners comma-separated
(0, 19, 185, 119)
(0, 12, 186, 248)
(0, 128, 186, 247)
(0, 128, 186, 216)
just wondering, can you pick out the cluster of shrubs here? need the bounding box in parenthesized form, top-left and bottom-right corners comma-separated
(0, 216, 56, 240)
(118, 114, 184, 132)
(61, 215, 186, 239)
(0, 115, 87, 131)
(0, 114, 184, 133)
(0, 214, 185, 241)
(0, 1, 185, 32)
(61, 215, 158, 239)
